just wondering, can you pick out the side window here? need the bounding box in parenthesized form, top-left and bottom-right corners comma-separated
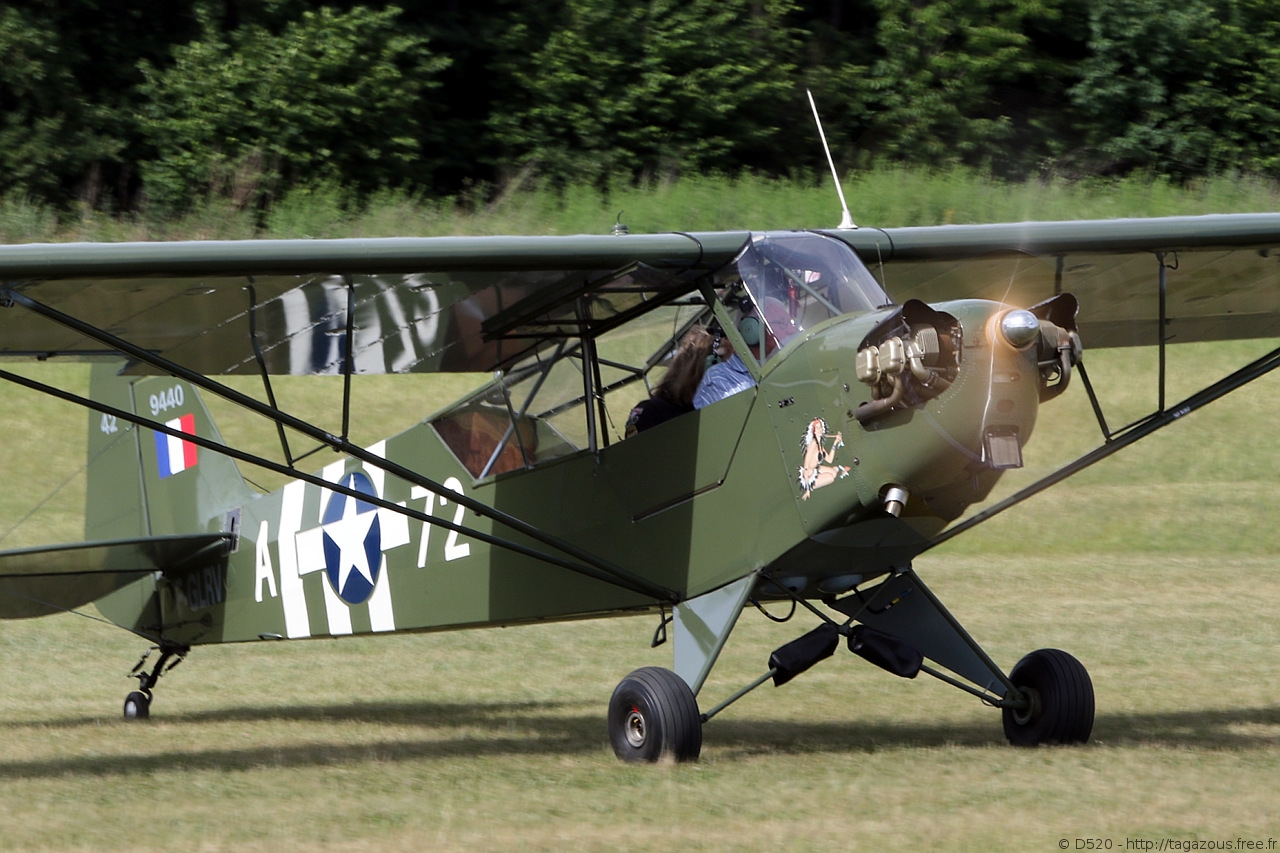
(431, 288, 710, 474)
(431, 355, 582, 479)
(433, 401, 538, 478)
(595, 302, 705, 443)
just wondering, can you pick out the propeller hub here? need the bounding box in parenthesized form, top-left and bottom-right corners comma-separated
(999, 309, 1040, 349)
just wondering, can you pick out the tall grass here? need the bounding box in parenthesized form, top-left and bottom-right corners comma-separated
(3, 168, 1278, 244)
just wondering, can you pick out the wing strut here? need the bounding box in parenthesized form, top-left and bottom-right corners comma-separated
(0, 289, 679, 604)
(1065, 252, 1182, 443)
(247, 284, 295, 467)
(927, 340, 1280, 550)
(0, 366, 675, 603)
(341, 275, 357, 442)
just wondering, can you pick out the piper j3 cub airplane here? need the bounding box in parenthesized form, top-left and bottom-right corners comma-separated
(1, 213, 1279, 762)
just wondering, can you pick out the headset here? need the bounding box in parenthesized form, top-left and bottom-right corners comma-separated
(705, 323, 725, 370)
(736, 295, 762, 347)
(705, 296, 763, 370)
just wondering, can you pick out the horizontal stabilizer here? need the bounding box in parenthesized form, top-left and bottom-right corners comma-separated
(0, 533, 230, 619)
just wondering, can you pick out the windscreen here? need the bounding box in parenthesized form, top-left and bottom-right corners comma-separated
(735, 232, 890, 353)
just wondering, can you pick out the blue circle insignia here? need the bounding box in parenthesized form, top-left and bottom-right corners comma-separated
(320, 471, 383, 605)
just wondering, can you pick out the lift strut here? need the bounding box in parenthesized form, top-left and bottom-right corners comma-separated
(929, 339, 1280, 550)
(0, 288, 679, 604)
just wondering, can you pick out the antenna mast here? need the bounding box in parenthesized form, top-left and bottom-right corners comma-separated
(807, 88, 856, 230)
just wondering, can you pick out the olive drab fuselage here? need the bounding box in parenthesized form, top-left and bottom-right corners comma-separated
(97, 294, 1053, 649)
(12, 216, 1275, 755)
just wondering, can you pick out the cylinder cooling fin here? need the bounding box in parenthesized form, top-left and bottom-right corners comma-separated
(854, 300, 962, 425)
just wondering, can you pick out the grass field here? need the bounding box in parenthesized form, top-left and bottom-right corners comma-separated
(2, 176, 1279, 850)
(0, 341, 1277, 851)
(0, 558, 1276, 851)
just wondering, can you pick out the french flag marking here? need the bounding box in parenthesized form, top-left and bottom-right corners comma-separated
(155, 414, 198, 478)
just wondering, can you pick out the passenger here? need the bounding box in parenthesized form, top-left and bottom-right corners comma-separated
(625, 327, 713, 436)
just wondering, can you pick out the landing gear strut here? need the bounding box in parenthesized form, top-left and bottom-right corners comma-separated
(605, 570, 1097, 762)
(123, 644, 189, 720)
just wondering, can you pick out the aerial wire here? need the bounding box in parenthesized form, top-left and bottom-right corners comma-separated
(806, 88, 856, 231)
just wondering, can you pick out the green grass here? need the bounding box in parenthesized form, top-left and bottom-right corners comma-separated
(1, 176, 1279, 850)
(1, 342, 1277, 851)
(0, 554, 1276, 851)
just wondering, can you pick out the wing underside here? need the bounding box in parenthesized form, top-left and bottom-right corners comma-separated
(0, 233, 749, 375)
(0, 533, 229, 619)
(832, 214, 1280, 348)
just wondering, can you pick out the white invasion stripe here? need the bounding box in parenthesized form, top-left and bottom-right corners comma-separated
(318, 458, 353, 636)
(319, 569, 353, 636)
(277, 480, 310, 639)
(368, 556, 396, 632)
(365, 441, 405, 633)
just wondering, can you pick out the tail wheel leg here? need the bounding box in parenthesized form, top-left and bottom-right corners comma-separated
(608, 667, 702, 763)
(1002, 648, 1094, 746)
(123, 644, 189, 721)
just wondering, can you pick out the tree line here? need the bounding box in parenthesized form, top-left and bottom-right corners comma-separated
(3, 0, 1277, 216)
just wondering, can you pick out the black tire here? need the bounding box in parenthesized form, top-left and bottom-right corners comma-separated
(1002, 648, 1093, 746)
(123, 691, 151, 721)
(608, 667, 702, 763)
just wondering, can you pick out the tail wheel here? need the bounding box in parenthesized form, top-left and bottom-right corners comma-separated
(608, 667, 702, 763)
(123, 690, 151, 720)
(1003, 648, 1094, 746)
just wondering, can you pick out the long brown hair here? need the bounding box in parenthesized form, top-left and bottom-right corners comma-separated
(653, 327, 713, 407)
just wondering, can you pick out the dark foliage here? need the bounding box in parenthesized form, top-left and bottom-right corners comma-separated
(3, 0, 1278, 213)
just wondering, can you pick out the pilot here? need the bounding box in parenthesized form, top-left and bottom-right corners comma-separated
(625, 327, 713, 435)
(691, 331, 754, 409)
(692, 298, 790, 409)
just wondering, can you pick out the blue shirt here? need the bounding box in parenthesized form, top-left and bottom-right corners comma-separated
(693, 354, 756, 409)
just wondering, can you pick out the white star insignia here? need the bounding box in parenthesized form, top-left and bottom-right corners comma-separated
(323, 484, 379, 595)
(294, 470, 411, 605)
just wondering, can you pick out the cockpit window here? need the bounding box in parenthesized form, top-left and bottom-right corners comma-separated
(734, 232, 888, 357)
(433, 296, 706, 478)
(431, 231, 890, 478)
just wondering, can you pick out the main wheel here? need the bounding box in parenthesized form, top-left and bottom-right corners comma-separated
(1002, 648, 1093, 746)
(608, 667, 702, 763)
(123, 690, 151, 720)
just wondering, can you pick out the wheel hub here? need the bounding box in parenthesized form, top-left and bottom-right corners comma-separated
(1011, 686, 1041, 726)
(625, 706, 647, 748)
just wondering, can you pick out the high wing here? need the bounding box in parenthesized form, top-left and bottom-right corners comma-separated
(3, 216, 1278, 379)
(831, 213, 1280, 348)
(0, 233, 749, 375)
